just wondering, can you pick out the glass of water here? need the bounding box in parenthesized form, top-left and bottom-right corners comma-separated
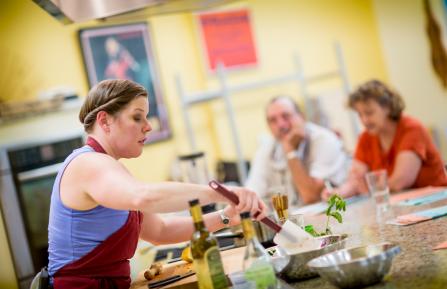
(288, 213, 304, 228)
(365, 170, 390, 214)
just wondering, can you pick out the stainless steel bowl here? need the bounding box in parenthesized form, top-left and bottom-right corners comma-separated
(272, 234, 348, 281)
(307, 242, 401, 289)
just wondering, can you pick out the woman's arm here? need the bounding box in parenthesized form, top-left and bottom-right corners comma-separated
(321, 159, 368, 200)
(388, 151, 422, 192)
(62, 152, 264, 216)
(139, 206, 241, 245)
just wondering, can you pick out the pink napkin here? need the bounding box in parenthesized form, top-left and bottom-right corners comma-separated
(433, 241, 447, 251)
(387, 205, 447, 226)
(395, 214, 431, 225)
(390, 186, 447, 204)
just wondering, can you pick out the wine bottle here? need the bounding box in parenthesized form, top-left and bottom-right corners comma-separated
(240, 211, 277, 289)
(189, 199, 229, 289)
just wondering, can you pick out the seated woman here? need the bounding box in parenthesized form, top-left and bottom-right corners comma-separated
(322, 79, 447, 199)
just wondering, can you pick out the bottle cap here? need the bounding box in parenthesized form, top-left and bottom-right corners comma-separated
(240, 211, 251, 219)
(189, 199, 200, 206)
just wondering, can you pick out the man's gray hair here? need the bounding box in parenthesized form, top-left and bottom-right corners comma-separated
(266, 95, 303, 115)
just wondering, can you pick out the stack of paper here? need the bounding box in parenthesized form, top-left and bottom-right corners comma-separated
(390, 187, 446, 204)
(397, 190, 447, 206)
(387, 205, 447, 226)
(433, 241, 447, 251)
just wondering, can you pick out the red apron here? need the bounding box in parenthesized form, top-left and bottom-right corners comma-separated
(53, 137, 143, 289)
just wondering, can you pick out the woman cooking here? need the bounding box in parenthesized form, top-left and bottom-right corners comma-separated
(47, 79, 268, 288)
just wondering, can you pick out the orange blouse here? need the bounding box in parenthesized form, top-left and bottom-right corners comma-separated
(354, 115, 447, 188)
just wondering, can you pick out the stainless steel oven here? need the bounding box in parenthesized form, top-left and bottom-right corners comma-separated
(0, 135, 83, 289)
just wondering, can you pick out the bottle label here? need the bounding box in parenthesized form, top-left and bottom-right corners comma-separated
(244, 260, 276, 289)
(241, 219, 256, 240)
(206, 246, 228, 289)
(194, 246, 228, 289)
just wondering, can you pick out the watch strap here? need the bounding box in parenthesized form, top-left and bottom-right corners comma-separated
(218, 209, 230, 227)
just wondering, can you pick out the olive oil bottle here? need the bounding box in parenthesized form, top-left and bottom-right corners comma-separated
(189, 199, 229, 289)
(240, 212, 277, 289)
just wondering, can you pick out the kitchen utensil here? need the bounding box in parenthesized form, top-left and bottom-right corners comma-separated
(272, 234, 348, 281)
(179, 152, 215, 214)
(178, 152, 209, 184)
(271, 193, 289, 223)
(252, 215, 276, 247)
(147, 271, 195, 288)
(208, 180, 311, 247)
(307, 242, 401, 289)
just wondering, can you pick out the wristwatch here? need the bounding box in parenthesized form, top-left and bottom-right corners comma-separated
(286, 150, 299, 160)
(218, 210, 230, 227)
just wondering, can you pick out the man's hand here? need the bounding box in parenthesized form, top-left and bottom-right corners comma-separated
(280, 125, 306, 153)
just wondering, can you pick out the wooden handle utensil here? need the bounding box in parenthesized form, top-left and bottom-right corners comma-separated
(209, 180, 282, 233)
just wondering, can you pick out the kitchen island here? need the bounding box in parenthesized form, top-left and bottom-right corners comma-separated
(132, 191, 447, 289)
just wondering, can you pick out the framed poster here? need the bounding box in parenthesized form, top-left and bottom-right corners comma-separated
(197, 9, 258, 71)
(79, 22, 170, 143)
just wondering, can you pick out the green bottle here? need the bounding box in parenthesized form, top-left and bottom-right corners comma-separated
(240, 211, 277, 289)
(189, 199, 229, 289)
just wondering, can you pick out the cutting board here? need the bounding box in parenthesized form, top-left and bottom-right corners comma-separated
(131, 246, 245, 289)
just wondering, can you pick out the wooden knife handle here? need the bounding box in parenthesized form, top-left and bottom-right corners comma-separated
(208, 180, 282, 233)
(209, 180, 240, 204)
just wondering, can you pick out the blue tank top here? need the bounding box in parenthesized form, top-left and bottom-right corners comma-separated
(48, 146, 129, 276)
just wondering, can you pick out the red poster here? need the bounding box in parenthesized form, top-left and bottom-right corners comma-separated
(199, 9, 257, 71)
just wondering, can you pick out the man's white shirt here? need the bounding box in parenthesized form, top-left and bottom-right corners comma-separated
(245, 122, 351, 205)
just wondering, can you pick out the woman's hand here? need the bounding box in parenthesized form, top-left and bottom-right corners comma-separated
(222, 186, 269, 223)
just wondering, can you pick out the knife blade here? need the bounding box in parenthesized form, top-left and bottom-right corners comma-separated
(147, 271, 195, 288)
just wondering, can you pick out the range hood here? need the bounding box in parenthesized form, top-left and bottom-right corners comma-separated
(33, 0, 238, 24)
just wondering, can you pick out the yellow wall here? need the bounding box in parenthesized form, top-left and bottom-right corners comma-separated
(210, 0, 388, 158)
(373, 0, 447, 158)
(0, 0, 425, 286)
(0, 212, 18, 289)
(0, 0, 389, 183)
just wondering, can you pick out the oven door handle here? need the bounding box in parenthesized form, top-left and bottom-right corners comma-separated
(17, 163, 63, 181)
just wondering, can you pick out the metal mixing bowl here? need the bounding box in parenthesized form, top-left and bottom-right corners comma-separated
(307, 242, 401, 289)
(272, 234, 348, 281)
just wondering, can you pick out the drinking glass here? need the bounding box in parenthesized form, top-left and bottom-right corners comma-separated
(288, 213, 304, 228)
(365, 170, 390, 214)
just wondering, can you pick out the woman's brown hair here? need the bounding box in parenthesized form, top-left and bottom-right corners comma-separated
(79, 79, 148, 132)
(348, 79, 405, 121)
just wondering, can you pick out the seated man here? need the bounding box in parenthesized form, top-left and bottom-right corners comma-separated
(246, 96, 351, 205)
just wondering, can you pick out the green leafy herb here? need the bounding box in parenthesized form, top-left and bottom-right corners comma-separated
(304, 225, 320, 237)
(304, 194, 346, 237)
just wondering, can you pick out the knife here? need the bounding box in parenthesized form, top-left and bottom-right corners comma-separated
(147, 271, 195, 288)
(209, 180, 308, 244)
(209, 180, 282, 233)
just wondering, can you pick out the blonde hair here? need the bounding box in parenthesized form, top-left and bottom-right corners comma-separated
(79, 79, 148, 132)
(348, 79, 405, 121)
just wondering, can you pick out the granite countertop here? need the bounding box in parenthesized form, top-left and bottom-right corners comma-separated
(131, 192, 447, 289)
(288, 197, 447, 289)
